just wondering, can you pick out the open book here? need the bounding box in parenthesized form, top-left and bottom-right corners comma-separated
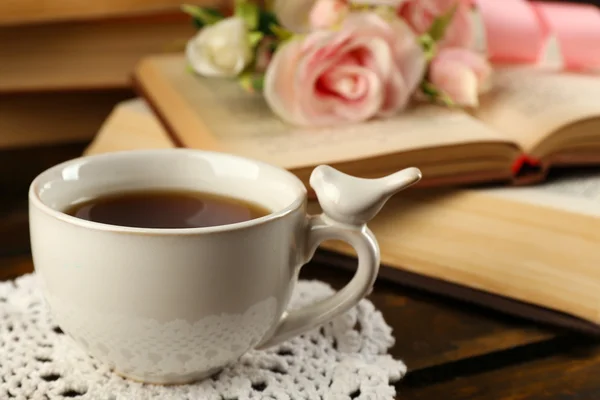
(86, 98, 600, 333)
(133, 54, 600, 190)
(317, 172, 600, 334)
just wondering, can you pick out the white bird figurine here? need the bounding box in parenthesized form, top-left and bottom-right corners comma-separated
(309, 165, 422, 226)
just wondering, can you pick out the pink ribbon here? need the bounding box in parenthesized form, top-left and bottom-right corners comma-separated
(473, 0, 600, 71)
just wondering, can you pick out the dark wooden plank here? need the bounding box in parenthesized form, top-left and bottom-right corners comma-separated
(0, 254, 33, 281)
(398, 334, 600, 400)
(0, 142, 89, 256)
(0, 195, 29, 257)
(0, 141, 88, 193)
(300, 263, 556, 371)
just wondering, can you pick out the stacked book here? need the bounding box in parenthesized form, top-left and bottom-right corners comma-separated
(0, 0, 204, 184)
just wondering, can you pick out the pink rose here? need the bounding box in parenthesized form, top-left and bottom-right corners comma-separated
(397, 0, 474, 49)
(264, 13, 426, 127)
(309, 0, 349, 30)
(429, 47, 491, 106)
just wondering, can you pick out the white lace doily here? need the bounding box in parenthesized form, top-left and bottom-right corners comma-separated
(0, 274, 405, 400)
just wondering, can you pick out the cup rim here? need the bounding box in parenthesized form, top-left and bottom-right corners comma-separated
(28, 149, 307, 236)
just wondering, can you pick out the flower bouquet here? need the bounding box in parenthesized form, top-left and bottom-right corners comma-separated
(182, 0, 490, 128)
(182, 0, 600, 128)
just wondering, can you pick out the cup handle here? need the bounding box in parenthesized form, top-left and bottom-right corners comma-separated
(256, 165, 422, 348)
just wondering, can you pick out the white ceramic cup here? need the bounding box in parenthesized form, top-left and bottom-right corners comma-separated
(28, 149, 421, 385)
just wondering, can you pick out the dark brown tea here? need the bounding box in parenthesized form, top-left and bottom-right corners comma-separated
(64, 189, 271, 229)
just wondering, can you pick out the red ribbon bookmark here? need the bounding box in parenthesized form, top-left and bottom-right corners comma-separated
(511, 155, 542, 177)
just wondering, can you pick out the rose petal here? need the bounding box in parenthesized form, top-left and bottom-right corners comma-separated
(341, 12, 426, 115)
(387, 17, 427, 103)
(309, 0, 349, 29)
(186, 39, 227, 77)
(434, 47, 492, 91)
(398, 0, 474, 49)
(185, 17, 251, 77)
(430, 59, 479, 106)
(264, 38, 311, 125)
(322, 65, 384, 121)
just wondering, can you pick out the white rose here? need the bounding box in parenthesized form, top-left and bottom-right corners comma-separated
(186, 17, 252, 77)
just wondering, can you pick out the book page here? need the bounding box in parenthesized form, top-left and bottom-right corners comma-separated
(154, 55, 515, 169)
(473, 67, 600, 153)
(84, 99, 176, 156)
(482, 170, 600, 218)
(540, 173, 600, 201)
(227, 105, 513, 169)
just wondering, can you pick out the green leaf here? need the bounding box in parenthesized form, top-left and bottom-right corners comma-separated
(348, 3, 371, 12)
(239, 73, 253, 92)
(420, 80, 455, 107)
(185, 63, 196, 75)
(238, 72, 265, 93)
(418, 34, 437, 61)
(269, 23, 294, 42)
(427, 3, 458, 42)
(235, 0, 260, 30)
(258, 10, 280, 35)
(420, 80, 439, 97)
(247, 31, 264, 48)
(252, 74, 265, 91)
(181, 4, 224, 27)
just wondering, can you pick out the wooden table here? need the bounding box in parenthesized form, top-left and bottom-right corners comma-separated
(1, 249, 598, 399)
(2, 144, 599, 399)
